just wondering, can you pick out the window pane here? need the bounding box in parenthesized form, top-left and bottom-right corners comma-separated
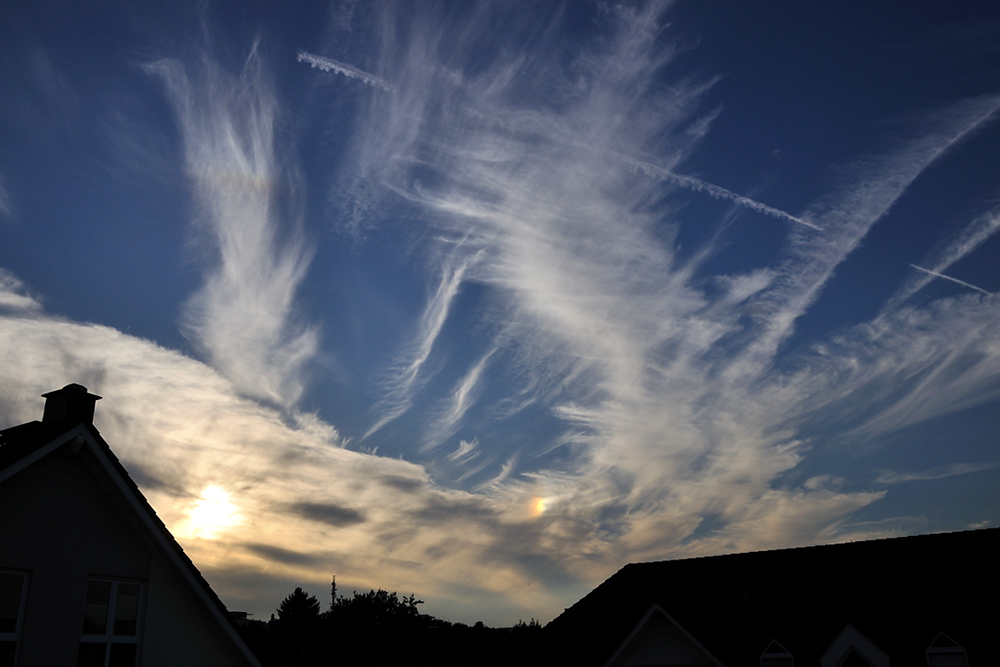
(0, 574, 23, 634)
(85, 580, 112, 605)
(841, 650, 872, 667)
(83, 581, 112, 634)
(117, 583, 139, 597)
(112, 586, 139, 636)
(0, 641, 17, 667)
(928, 655, 969, 667)
(109, 643, 137, 667)
(761, 659, 793, 667)
(82, 604, 109, 635)
(76, 642, 107, 667)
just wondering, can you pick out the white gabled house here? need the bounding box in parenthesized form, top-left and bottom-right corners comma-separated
(0, 384, 260, 667)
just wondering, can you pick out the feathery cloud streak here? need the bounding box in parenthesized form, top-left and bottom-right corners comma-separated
(889, 206, 1000, 306)
(4, 0, 999, 628)
(147, 46, 317, 407)
(323, 2, 1000, 565)
(0, 276, 575, 623)
(365, 259, 471, 438)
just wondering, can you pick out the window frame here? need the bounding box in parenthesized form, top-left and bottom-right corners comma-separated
(78, 577, 146, 667)
(925, 632, 969, 667)
(0, 569, 29, 667)
(760, 639, 793, 667)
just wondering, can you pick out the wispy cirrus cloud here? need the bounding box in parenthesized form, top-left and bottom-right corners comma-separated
(146, 43, 317, 407)
(422, 348, 494, 452)
(365, 257, 473, 438)
(0, 270, 40, 312)
(5, 0, 998, 630)
(875, 463, 995, 485)
(892, 205, 1000, 304)
(0, 276, 572, 623)
(320, 1, 1000, 568)
(729, 94, 1000, 382)
(0, 174, 12, 219)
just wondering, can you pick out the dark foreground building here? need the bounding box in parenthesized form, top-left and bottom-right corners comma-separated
(0, 384, 259, 667)
(544, 528, 998, 666)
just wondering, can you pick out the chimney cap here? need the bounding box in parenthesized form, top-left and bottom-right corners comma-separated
(41, 383, 101, 399)
(41, 383, 102, 424)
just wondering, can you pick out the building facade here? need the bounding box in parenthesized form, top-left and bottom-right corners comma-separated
(545, 528, 998, 666)
(0, 384, 260, 667)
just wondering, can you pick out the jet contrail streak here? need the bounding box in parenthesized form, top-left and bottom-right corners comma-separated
(297, 51, 396, 92)
(910, 264, 991, 295)
(298, 47, 814, 230)
(612, 152, 821, 231)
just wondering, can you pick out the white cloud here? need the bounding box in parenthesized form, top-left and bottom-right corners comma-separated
(447, 438, 479, 463)
(365, 258, 472, 438)
(5, 0, 999, 627)
(422, 348, 494, 452)
(0, 288, 580, 624)
(326, 1, 1000, 574)
(146, 44, 318, 407)
(875, 463, 994, 485)
(0, 270, 41, 312)
(891, 206, 1000, 305)
(0, 174, 12, 219)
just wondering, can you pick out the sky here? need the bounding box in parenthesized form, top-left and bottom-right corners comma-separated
(1, 0, 999, 626)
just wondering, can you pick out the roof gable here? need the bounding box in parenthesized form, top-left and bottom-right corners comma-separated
(0, 418, 261, 667)
(604, 603, 723, 667)
(545, 529, 1000, 666)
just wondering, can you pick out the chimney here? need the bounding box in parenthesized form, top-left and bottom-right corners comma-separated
(41, 384, 102, 425)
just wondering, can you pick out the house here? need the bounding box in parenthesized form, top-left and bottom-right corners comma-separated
(0, 384, 261, 667)
(544, 527, 999, 666)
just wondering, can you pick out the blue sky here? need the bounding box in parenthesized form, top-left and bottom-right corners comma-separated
(2, 1, 999, 625)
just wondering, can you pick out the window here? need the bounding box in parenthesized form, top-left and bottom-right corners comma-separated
(926, 632, 969, 667)
(77, 579, 144, 667)
(761, 639, 793, 667)
(0, 570, 28, 667)
(841, 649, 872, 667)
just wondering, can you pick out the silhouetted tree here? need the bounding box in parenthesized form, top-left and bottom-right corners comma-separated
(237, 583, 544, 667)
(273, 587, 321, 667)
(278, 587, 322, 623)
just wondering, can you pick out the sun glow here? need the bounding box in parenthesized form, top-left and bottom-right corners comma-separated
(184, 485, 242, 539)
(530, 497, 549, 517)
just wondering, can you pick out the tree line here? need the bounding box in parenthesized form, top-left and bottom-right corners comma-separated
(236, 579, 543, 667)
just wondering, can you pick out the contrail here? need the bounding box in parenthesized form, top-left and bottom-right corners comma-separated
(297, 51, 395, 92)
(910, 264, 991, 295)
(296, 48, 818, 232)
(611, 152, 821, 231)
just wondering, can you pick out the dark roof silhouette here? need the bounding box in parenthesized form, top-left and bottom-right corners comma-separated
(0, 384, 260, 666)
(545, 528, 999, 666)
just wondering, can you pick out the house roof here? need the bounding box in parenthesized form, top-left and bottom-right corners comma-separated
(544, 528, 1000, 666)
(0, 409, 261, 667)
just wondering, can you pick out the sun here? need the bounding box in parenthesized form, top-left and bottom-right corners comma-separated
(185, 485, 242, 539)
